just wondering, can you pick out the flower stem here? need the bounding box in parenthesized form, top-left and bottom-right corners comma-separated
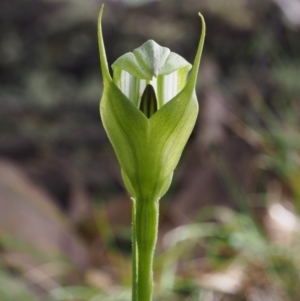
(131, 198, 137, 301)
(135, 198, 159, 301)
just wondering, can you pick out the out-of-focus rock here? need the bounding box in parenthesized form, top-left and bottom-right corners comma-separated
(0, 160, 89, 272)
(265, 201, 299, 246)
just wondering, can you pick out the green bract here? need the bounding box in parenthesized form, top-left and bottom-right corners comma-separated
(98, 6, 205, 202)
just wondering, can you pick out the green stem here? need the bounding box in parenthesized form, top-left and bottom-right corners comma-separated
(135, 198, 159, 301)
(131, 198, 138, 301)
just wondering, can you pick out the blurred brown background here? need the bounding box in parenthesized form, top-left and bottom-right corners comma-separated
(1, 0, 300, 300)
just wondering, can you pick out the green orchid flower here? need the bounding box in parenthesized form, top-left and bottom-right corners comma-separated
(98, 5, 205, 301)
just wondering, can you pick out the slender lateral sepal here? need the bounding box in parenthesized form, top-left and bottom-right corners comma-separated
(98, 7, 206, 301)
(189, 13, 206, 88)
(97, 5, 112, 83)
